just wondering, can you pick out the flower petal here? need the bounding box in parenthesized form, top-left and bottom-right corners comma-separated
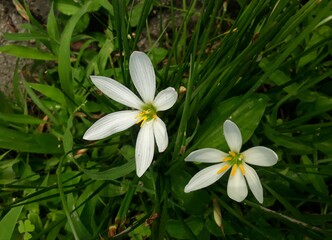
(227, 166, 248, 202)
(153, 117, 168, 152)
(184, 163, 228, 193)
(242, 146, 278, 166)
(90, 76, 143, 109)
(83, 110, 139, 140)
(129, 51, 156, 103)
(223, 120, 242, 152)
(185, 148, 228, 163)
(243, 164, 263, 203)
(135, 121, 155, 177)
(153, 87, 178, 111)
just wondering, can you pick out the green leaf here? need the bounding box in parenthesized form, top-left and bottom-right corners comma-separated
(171, 169, 210, 215)
(54, 0, 80, 15)
(47, 2, 60, 41)
(260, 58, 298, 94)
(193, 94, 268, 150)
(130, 1, 146, 27)
(264, 124, 314, 153)
(0, 206, 24, 240)
(29, 83, 66, 106)
(149, 47, 168, 65)
(18, 220, 35, 233)
(83, 145, 135, 180)
(301, 155, 328, 195)
(0, 150, 11, 161)
(0, 45, 56, 60)
(0, 126, 63, 154)
(58, 0, 101, 108)
(298, 26, 332, 67)
(23, 79, 60, 125)
(0, 113, 45, 125)
(166, 216, 204, 239)
(83, 160, 135, 180)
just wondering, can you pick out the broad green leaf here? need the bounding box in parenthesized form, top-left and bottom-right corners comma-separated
(54, 0, 80, 15)
(46, 1, 60, 56)
(171, 168, 210, 215)
(166, 216, 204, 239)
(98, 39, 114, 74)
(301, 155, 328, 195)
(58, 0, 101, 108)
(83, 145, 135, 180)
(298, 26, 332, 67)
(83, 160, 135, 180)
(0, 206, 24, 240)
(100, 181, 130, 197)
(264, 125, 314, 153)
(149, 47, 168, 65)
(23, 79, 60, 125)
(260, 58, 298, 94)
(193, 94, 268, 150)
(130, 1, 145, 27)
(99, 0, 114, 15)
(0, 126, 63, 154)
(0, 113, 45, 125)
(0, 45, 56, 60)
(0, 158, 19, 184)
(29, 83, 66, 106)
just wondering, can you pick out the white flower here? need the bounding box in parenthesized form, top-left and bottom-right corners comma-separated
(184, 120, 278, 203)
(83, 51, 178, 177)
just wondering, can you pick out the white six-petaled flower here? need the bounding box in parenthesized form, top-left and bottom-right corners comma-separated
(83, 51, 178, 177)
(184, 120, 278, 203)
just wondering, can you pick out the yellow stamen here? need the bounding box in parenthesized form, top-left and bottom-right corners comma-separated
(223, 156, 232, 162)
(230, 165, 237, 176)
(229, 151, 236, 157)
(217, 165, 229, 174)
(239, 165, 245, 175)
(135, 110, 155, 127)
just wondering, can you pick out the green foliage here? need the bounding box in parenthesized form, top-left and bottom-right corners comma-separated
(0, 0, 332, 239)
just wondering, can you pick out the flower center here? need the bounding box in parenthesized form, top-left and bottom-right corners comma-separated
(217, 151, 246, 176)
(135, 104, 157, 127)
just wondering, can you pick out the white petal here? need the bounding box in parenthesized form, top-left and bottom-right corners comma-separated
(227, 166, 248, 202)
(83, 110, 139, 140)
(223, 120, 242, 153)
(153, 118, 168, 152)
(135, 121, 155, 177)
(242, 146, 278, 166)
(243, 164, 263, 203)
(184, 163, 229, 193)
(153, 87, 178, 111)
(185, 148, 228, 163)
(90, 76, 143, 109)
(129, 51, 156, 103)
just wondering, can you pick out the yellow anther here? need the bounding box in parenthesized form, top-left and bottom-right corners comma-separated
(217, 165, 229, 174)
(223, 156, 232, 162)
(229, 151, 236, 157)
(135, 109, 157, 127)
(230, 165, 237, 176)
(239, 165, 245, 175)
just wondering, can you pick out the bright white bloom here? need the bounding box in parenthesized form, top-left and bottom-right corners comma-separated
(184, 120, 278, 203)
(83, 51, 178, 177)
